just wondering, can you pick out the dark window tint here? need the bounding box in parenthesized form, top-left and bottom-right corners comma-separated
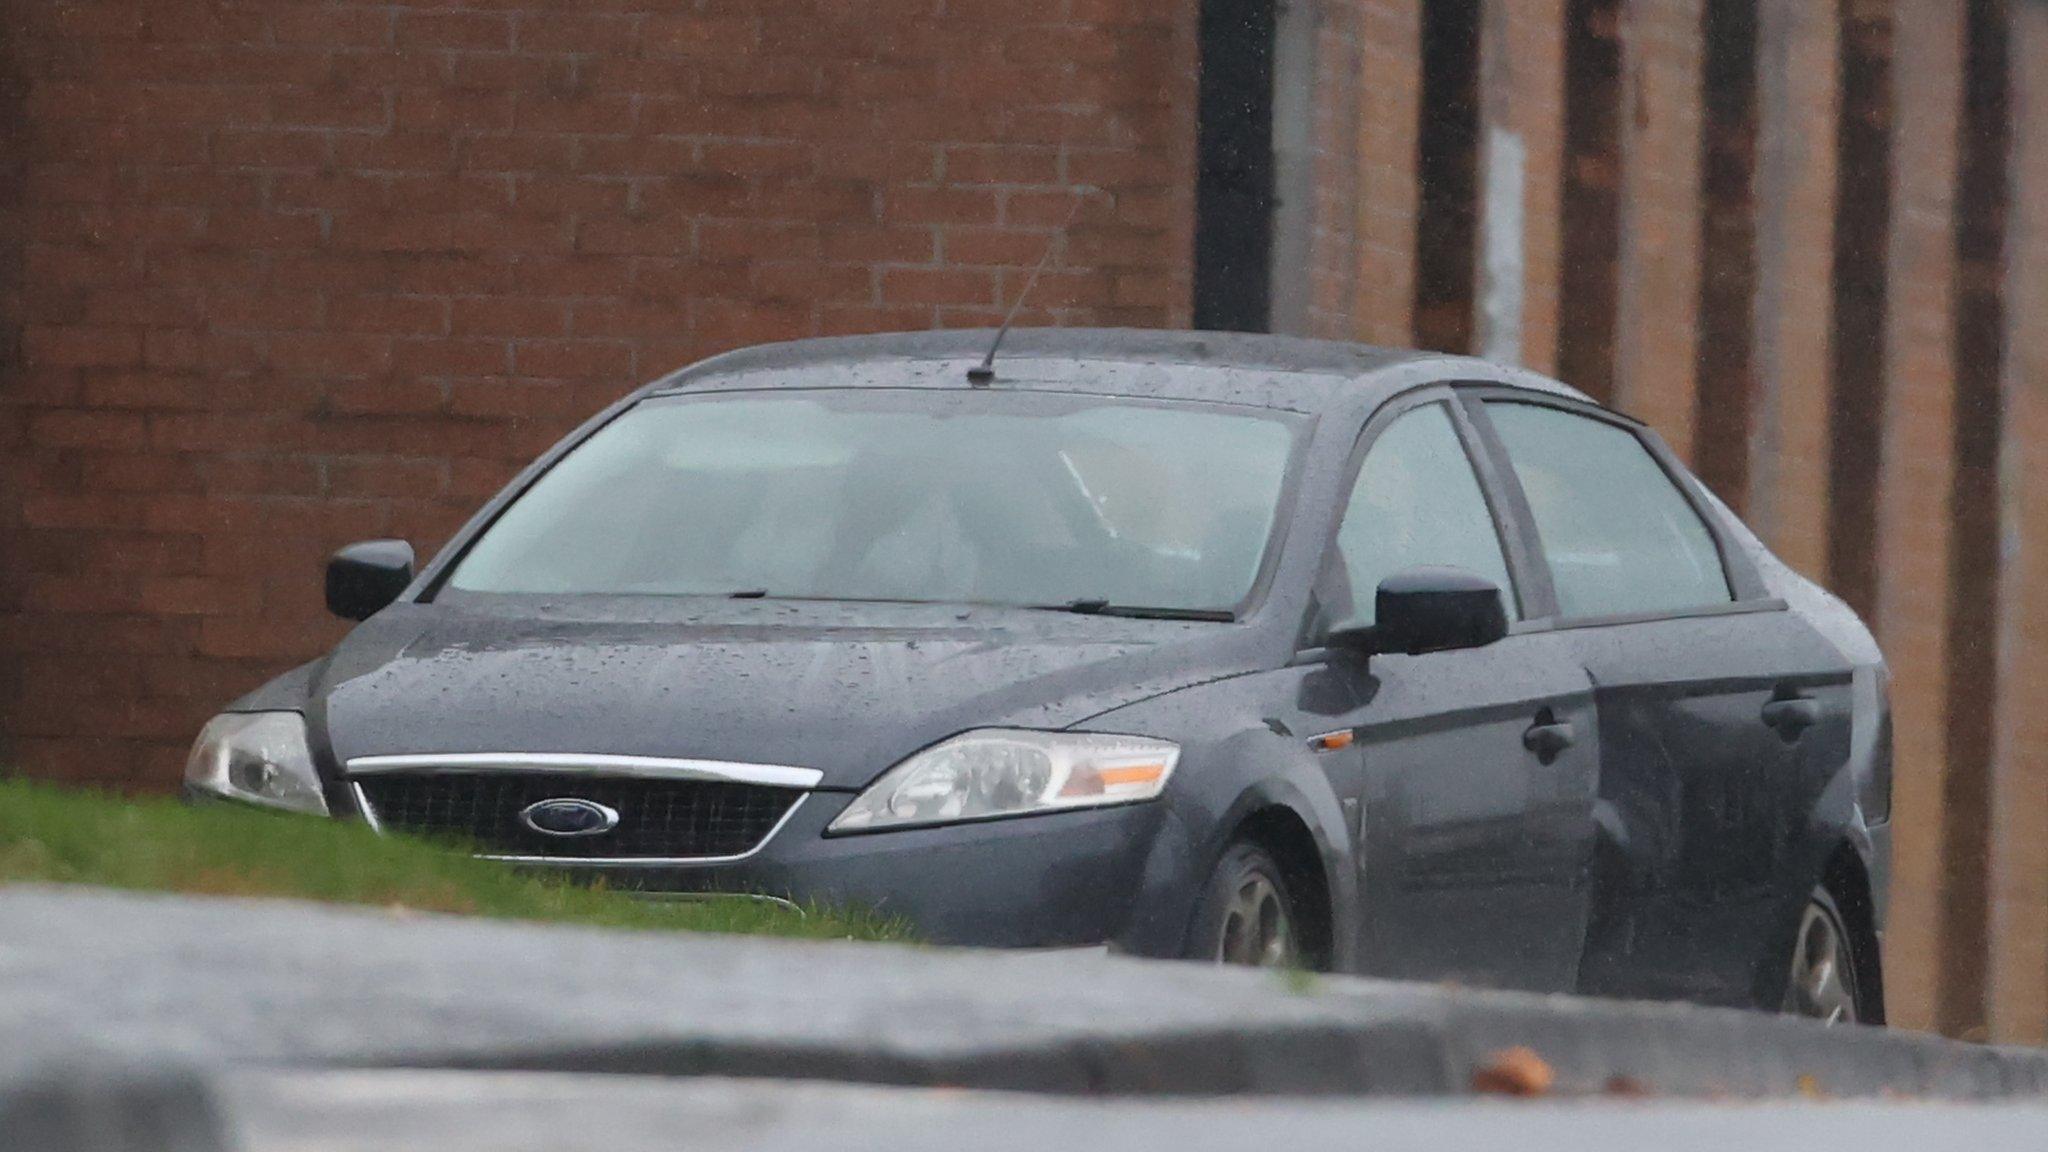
(1329, 403, 1516, 629)
(1485, 402, 1731, 617)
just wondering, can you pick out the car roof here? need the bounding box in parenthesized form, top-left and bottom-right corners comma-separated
(646, 328, 1592, 415)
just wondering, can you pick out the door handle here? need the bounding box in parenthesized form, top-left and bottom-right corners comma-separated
(1522, 717, 1576, 763)
(1761, 696, 1821, 739)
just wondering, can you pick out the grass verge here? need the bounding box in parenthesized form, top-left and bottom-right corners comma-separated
(0, 778, 908, 942)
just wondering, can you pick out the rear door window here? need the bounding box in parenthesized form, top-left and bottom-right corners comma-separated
(1483, 401, 1731, 618)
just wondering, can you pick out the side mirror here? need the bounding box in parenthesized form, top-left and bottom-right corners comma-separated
(1330, 566, 1508, 657)
(326, 539, 415, 621)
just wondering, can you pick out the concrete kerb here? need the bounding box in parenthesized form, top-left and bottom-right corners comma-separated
(1, 886, 2042, 1105)
(0, 1062, 232, 1152)
(385, 989, 2048, 1100)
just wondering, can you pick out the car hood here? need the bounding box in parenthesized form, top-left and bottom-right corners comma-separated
(313, 598, 1269, 790)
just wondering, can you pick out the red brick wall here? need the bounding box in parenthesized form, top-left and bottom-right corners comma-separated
(1611, 0, 1703, 460)
(1291, 0, 2045, 1039)
(1991, 0, 2048, 1045)
(1744, 0, 1836, 579)
(1305, 0, 1361, 337)
(1303, 0, 1430, 345)
(1328, 0, 1421, 346)
(1872, 0, 1964, 1035)
(0, 0, 1198, 789)
(1478, 0, 1565, 373)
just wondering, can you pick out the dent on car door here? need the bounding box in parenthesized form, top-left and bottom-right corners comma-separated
(1477, 399, 1855, 1009)
(1313, 398, 1599, 993)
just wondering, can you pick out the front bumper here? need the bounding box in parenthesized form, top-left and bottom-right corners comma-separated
(351, 785, 1181, 951)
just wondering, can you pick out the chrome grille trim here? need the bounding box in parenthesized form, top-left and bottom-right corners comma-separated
(350, 783, 810, 867)
(345, 753, 819, 865)
(352, 781, 386, 835)
(344, 752, 824, 790)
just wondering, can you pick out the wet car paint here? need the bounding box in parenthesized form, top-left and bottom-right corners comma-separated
(226, 330, 1891, 1016)
(312, 598, 1272, 791)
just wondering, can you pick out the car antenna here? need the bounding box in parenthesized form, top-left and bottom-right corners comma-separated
(967, 188, 1094, 387)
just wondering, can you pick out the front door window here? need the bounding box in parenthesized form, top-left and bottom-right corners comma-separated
(1328, 402, 1517, 629)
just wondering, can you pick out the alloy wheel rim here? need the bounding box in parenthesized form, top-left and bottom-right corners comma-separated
(1217, 872, 1293, 967)
(1784, 899, 1858, 1025)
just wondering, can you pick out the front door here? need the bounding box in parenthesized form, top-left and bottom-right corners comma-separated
(1313, 396, 1598, 992)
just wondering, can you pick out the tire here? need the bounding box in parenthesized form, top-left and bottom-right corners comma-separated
(1188, 841, 1299, 967)
(1780, 884, 1869, 1024)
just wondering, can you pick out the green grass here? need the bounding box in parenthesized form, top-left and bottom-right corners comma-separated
(0, 778, 909, 942)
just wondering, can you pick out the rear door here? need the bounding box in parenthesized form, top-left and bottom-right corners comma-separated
(1311, 390, 1599, 993)
(1470, 396, 1855, 1007)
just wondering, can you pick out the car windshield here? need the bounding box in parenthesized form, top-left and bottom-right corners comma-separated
(446, 388, 1302, 613)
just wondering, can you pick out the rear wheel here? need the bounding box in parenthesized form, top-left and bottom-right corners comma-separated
(1781, 885, 1865, 1025)
(1190, 841, 1298, 967)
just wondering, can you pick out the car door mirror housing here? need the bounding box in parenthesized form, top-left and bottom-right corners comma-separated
(326, 539, 416, 621)
(1338, 566, 1509, 657)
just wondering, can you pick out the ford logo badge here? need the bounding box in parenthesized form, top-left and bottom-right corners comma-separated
(518, 798, 621, 838)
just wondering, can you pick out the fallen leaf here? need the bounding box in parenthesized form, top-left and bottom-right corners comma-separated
(1603, 1074, 1651, 1097)
(1471, 1046, 1555, 1097)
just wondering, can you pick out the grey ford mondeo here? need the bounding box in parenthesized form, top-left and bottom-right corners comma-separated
(186, 329, 1891, 1023)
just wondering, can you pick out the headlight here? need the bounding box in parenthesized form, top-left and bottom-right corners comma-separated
(183, 712, 329, 815)
(828, 730, 1178, 833)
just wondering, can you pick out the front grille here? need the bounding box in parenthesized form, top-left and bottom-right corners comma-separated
(353, 771, 804, 861)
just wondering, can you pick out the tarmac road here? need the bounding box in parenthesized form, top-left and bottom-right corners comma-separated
(125, 1069, 2048, 1152)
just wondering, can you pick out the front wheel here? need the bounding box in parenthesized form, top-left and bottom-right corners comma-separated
(1188, 841, 1299, 967)
(1781, 885, 1868, 1024)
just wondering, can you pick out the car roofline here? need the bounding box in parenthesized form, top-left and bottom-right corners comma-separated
(632, 328, 1595, 415)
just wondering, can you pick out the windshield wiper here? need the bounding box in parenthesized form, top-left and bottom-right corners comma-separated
(1043, 599, 1236, 622)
